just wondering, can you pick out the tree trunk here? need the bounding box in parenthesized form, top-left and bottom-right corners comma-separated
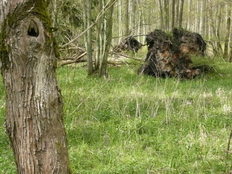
(179, 0, 184, 28)
(216, 3, 223, 55)
(0, 1, 69, 173)
(223, 3, 231, 61)
(95, 0, 115, 77)
(201, 0, 206, 36)
(118, 0, 123, 44)
(124, 0, 130, 36)
(171, 0, 176, 28)
(131, 0, 137, 34)
(158, 0, 164, 29)
(176, 0, 180, 27)
(84, 0, 94, 75)
(229, 41, 232, 62)
(164, 0, 169, 31)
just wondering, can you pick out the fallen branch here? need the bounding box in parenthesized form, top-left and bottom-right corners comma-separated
(112, 34, 148, 39)
(58, 52, 87, 67)
(58, 50, 143, 67)
(109, 51, 143, 62)
(107, 60, 128, 66)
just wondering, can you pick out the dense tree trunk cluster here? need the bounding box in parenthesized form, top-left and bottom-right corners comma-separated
(138, 28, 207, 79)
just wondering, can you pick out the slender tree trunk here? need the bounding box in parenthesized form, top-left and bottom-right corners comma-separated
(125, 0, 130, 36)
(172, 0, 176, 28)
(158, 0, 164, 29)
(216, 3, 223, 54)
(140, 1, 145, 42)
(137, 0, 141, 40)
(224, 4, 231, 60)
(205, 1, 210, 39)
(50, 0, 57, 28)
(0, 1, 69, 173)
(131, 0, 137, 34)
(118, 0, 123, 44)
(84, 0, 94, 75)
(179, 0, 184, 28)
(229, 41, 232, 62)
(176, 0, 180, 27)
(186, 0, 191, 30)
(164, 0, 169, 31)
(201, 0, 206, 36)
(95, 0, 116, 77)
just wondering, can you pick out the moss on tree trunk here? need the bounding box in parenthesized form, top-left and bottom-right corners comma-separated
(0, 1, 69, 173)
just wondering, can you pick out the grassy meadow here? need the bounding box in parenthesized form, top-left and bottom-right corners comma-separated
(0, 57, 232, 173)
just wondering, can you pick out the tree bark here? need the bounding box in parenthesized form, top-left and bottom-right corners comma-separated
(95, 0, 116, 77)
(216, 3, 223, 54)
(224, 3, 231, 61)
(201, 0, 206, 36)
(164, 0, 169, 31)
(118, 0, 123, 44)
(84, 0, 94, 75)
(0, 1, 69, 173)
(179, 0, 184, 28)
(158, 0, 164, 29)
(171, 0, 176, 28)
(175, 0, 180, 27)
(124, 0, 130, 36)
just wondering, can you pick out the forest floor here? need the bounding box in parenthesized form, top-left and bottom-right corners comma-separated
(0, 56, 232, 173)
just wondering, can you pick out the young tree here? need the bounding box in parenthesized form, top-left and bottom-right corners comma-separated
(179, 0, 184, 28)
(164, 0, 170, 31)
(172, 0, 176, 28)
(158, 0, 164, 29)
(176, 0, 180, 27)
(95, 0, 116, 77)
(83, 0, 94, 75)
(224, 2, 231, 60)
(124, 0, 130, 36)
(0, 1, 69, 173)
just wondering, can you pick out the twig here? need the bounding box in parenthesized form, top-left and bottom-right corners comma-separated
(212, 67, 223, 77)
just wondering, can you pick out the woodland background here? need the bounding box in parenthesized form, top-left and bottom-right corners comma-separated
(50, 0, 232, 61)
(1, 0, 232, 173)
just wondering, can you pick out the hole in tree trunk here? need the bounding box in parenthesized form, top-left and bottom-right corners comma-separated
(28, 20, 39, 37)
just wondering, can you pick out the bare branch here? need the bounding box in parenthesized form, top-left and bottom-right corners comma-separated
(60, 0, 119, 48)
(109, 51, 143, 62)
(58, 52, 87, 67)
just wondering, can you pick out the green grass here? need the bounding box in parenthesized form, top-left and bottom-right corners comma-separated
(0, 59, 232, 173)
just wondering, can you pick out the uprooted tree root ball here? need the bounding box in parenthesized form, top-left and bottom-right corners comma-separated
(113, 36, 143, 53)
(138, 28, 207, 80)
